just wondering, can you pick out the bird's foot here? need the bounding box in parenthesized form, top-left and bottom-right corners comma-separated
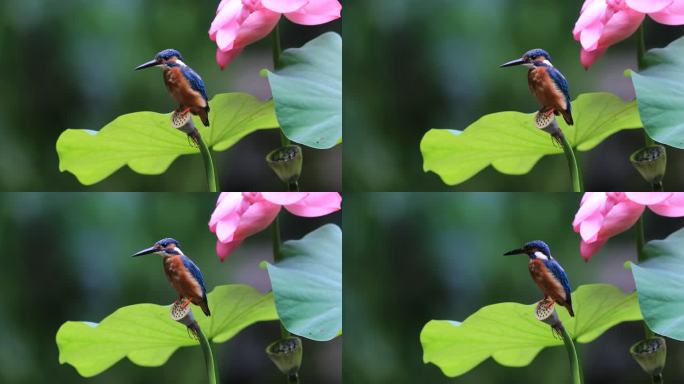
(180, 299, 191, 309)
(542, 298, 555, 309)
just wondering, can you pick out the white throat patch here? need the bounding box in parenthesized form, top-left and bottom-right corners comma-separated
(534, 251, 548, 260)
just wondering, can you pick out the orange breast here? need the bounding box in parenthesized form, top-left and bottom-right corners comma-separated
(528, 67, 567, 110)
(163, 67, 207, 112)
(528, 259, 567, 303)
(163, 255, 203, 301)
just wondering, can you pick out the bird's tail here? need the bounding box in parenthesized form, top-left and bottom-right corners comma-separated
(565, 303, 575, 317)
(200, 107, 210, 127)
(560, 109, 574, 126)
(199, 300, 211, 317)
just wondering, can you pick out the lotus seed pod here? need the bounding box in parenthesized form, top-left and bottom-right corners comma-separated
(630, 336, 666, 377)
(266, 145, 303, 185)
(630, 145, 666, 186)
(266, 336, 303, 378)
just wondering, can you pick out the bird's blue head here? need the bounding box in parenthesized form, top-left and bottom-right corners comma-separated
(155, 49, 184, 62)
(133, 237, 183, 257)
(500, 48, 553, 69)
(503, 240, 552, 260)
(135, 49, 186, 71)
(523, 49, 551, 62)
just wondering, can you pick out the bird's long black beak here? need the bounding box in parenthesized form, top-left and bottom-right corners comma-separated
(499, 58, 525, 68)
(132, 246, 157, 257)
(503, 248, 525, 256)
(135, 59, 159, 71)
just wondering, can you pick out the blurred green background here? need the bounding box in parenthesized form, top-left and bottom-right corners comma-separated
(344, 0, 684, 191)
(0, 0, 340, 191)
(0, 193, 341, 383)
(344, 193, 684, 383)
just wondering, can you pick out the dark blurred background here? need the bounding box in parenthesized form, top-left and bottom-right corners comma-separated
(0, 0, 340, 191)
(0, 193, 341, 383)
(344, 0, 684, 191)
(344, 193, 684, 383)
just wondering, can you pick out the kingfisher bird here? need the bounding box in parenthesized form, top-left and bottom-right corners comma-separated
(503, 240, 574, 317)
(133, 238, 211, 316)
(135, 49, 210, 126)
(500, 49, 573, 126)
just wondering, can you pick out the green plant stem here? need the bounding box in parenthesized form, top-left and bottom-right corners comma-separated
(635, 216, 656, 342)
(555, 129, 583, 192)
(560, 325, 584, 384)
(270, 23, 291, 148)
(653, 373, 663, 384)
(196, 325, 219, 384)
(636, 24, 656, 147)
(289, 373, 301, 384)
(195, 131, 219, 192)
(271, 216, 294, 343)
(653, 181, 663, 192)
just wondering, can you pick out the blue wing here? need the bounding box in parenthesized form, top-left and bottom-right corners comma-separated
(547, 67, 571, 113)
(544, 258, 572, 304)
(181, 255, 207, 298)
(181, 66, 209, 107)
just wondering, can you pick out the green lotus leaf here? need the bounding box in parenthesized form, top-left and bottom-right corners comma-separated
(56, 93, 278, 185)
(421, 92, 641, 186)
(632, 35, 684, 148)
(267, 32, 342, 149)
(56, 284, 278, 377)
(633, 226, 684, 340)
(266, 224, 342, 341)
(421, 284, 642, 377)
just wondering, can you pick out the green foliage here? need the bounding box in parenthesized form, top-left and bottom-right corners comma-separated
(56, 93, 278, 185)
(420, 284, 642, 377)
(56, 284, 278, 377)
(420, 93, 642, 186)
(267, 32, 342, 149)
(633, 226, 684, 341)
(266, 224, 342, 341)
(632, 36, 684, 148)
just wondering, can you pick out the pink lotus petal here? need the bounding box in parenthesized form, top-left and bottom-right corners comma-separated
(233, 200, 281, 239)
(580, 47, 607, 69)
(574, 0, 608, 48)
(209, 192, 243, 229)
(216, 26, 239, 50)
(573, 192, 606, 229)
(580, 238, 608, 261)
(648, 193, 684, 217)
(284, 0, 341, 25)
(626, 0, 673, 13)
(261, 0, 309, 13)
(625, 192, 673, 205)
(579, 213, 604, 243)
(261, 192, 310, 205)
(232, 9, 281, 48)
(283, 192, 342, 217)
(597, 200, 644, 239)
(649, 0, 684, 24)
(216, 239, 243, 261)
(216, 47, 243, 69)
(209, 0, 245, 37)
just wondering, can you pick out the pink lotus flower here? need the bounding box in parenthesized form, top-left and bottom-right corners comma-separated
(209, 192, 341, 260)
(209, 0, 342, 68)
(572, 192, 684, 260)
(573, 0, 684, 69)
